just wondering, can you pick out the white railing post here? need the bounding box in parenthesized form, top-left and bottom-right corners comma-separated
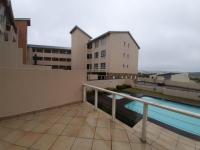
(112, 94, 116, 120)
(83, 86, 86, 102)
(141, 103, 148, 143)
(94, 89, 98, 110)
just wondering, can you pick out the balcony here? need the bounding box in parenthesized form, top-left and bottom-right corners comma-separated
(0, 84, 199, 150)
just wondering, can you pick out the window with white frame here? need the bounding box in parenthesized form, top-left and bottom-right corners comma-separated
(94, 52, 99, 58)
(95, 40, 99, 48)
(101, 50, 106, 57)
(87, 53, 92, 59)
(94, 63, 98, 69)
(100, 37, 106, 45)
(101, 63, 106, 69)
(87, 64, 92, 70)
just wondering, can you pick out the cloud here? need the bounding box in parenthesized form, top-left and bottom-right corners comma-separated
(12, 0, 200, 72)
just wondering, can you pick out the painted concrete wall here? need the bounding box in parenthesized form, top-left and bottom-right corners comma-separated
(108, 33, 139, 74)
(138, 77, 200, 90)
(71, 29, 91, 70)
(0, 41, 22, 67)
(87, 79, 135, 89)
(15, 20, 29, 64)
(87, 79, 127, 89)
(135, 84, 200, 101)
(0, 68, 85, 118)
(170, 73, 190, 83)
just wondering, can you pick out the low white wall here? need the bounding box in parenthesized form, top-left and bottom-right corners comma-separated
(135, 84, 200, 101)
(86, 79, 135, 90)
(87, 79, 127, 89)
(165, 80, 200, 90)
(138, 77, 200, 90)
(0, 68, 86, 118)
(163, 88, 200, 101)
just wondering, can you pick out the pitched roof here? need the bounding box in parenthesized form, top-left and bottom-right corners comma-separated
(70, 26, 92, 39)
(14, 18, 31, 26)
(27, 44, 71, 50)
(88, 31, 140, 49)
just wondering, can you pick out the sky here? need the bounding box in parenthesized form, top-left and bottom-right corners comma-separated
(12, 0, 200, 72)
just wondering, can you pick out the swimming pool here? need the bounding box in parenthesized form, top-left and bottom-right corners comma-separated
(108, 93, 130, 100)
(125, 96, 200, 137)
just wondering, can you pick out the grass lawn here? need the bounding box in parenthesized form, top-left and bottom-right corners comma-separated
(122, 87, 200, 106)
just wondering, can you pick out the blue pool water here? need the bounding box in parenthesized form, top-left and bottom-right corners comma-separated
(125, 96, 200, 137)
(108, 93, 130, 100)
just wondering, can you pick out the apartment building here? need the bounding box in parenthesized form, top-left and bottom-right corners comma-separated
(71, 26, 140, 80)
(0, 0, 17, 43)
(27, 44, 72, 70)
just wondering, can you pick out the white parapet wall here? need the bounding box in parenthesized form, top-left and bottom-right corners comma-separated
(87, 79, 135, 90)
(0, 68, 86, 118)
(135, 84, 200, 101)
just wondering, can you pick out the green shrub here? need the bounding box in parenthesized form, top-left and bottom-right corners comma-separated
(116, 84, 131, 90)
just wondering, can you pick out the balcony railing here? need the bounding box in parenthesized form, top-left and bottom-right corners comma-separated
(83, 84, 200, 143)
(87, 68, 107, 72)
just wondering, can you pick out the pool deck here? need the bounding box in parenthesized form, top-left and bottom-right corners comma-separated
(0, 102, 199, 150)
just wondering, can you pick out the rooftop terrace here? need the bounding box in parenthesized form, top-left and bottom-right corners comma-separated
(0, 102, 199, 150)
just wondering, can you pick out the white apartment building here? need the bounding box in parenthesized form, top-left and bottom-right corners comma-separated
(27, 44, 72, 70)
(70, 26, 140, 80)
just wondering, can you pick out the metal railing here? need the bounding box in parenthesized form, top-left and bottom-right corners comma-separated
(83, 84, 200, 143)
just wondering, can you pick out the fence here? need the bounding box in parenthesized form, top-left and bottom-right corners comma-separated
(83, 84, 200, 142)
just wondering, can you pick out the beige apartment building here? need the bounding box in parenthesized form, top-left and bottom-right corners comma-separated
(0, 0, 17, 43)
(27, 44, 72, 70)
(70, 26, 140, 80)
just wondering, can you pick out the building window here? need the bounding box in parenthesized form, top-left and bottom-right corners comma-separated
(44, 57, 51, 61)
(52, 57, 59, 61)
(87, 53, 92, 59)
(94, 63, 98, 69)
(123, 64, 125, 68)
(60, 50, 67, 54)
(37, 49, 43, 53)
(60, 58, 67, 62)
(66, 66, 71, 70)
(94, 52, 99, 58)
(101, 50, 106, 57)
(44, 49, 51, 53)
(87, 64, 92, 70)
(95, 40, 99, 48)
(101, 63, 106, 69)
(100, 37, 106, 45)
(67, 58, 71, 62)
(52, 49, 59, 53)
(124, 41, 126, 46)
(67, 50, 71, 54)
(127, 64, 129, 68)
(59, 66, 66, 69)
(52, 65, 59, 69)
(34, 56, 43, 61)
(87, 43, 92, 49)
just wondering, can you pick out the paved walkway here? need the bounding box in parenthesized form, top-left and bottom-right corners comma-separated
(0, 102, 199, 150)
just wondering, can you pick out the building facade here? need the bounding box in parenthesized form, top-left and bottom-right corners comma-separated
(27, 44, 72, 70)
(0, 0, 17, 43)
(14, 18, 31, 64)
(70, 26, 140, 80)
